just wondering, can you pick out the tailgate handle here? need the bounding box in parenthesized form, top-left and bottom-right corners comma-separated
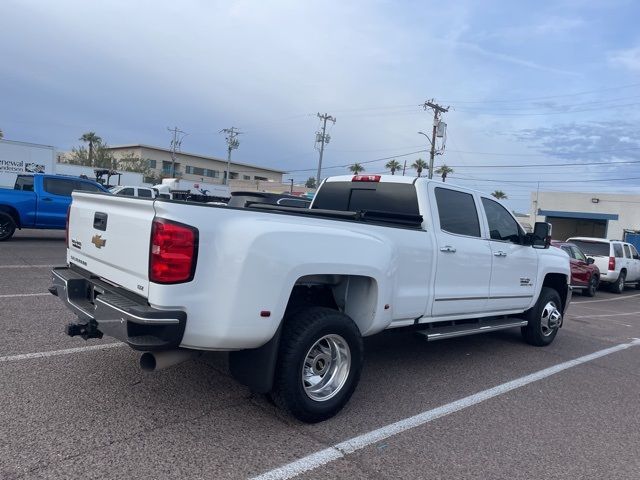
(93, 212, 108, 231)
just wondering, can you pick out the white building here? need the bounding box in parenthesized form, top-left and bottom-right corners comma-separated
(0, 139, 55, 187)
(531, 191, 640, 241)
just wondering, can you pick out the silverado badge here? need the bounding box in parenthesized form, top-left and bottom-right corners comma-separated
(91, 235, 106, 249)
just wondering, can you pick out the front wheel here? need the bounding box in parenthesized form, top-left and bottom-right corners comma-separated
(611, 271, 626, 294)
(522, 287, 563, 346)
(270, 307, 363, 423)
(584, 275, 598, 297)
(0, 212, 16, 241)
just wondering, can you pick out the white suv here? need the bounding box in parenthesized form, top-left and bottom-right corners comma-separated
(567, 237, 640, 293)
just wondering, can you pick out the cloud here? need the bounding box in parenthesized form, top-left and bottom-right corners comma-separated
(609, 45, 640, 72)
(514, 121, 640, 160)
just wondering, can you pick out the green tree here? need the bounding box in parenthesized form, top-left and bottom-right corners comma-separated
(349, 163, 364, 175)
(411, 158, 428, 177)
(68, 142, 115, 169)
(79, 132, 102, 167)
(491, 190, 508, 199)
(305, 177, 317, 189)
(435, 164, 454, 182)
(385, 159, 401, 175)
(0, 128, 4, 140)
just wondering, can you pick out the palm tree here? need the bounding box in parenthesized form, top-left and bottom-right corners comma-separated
(79, 132, 102, 167)
(435, 164, 454, 182)
(349, 163, 364, 175)
(385, 159, 401, 175)
(411, 158, 428, 177)
(491, 190, 508, 200)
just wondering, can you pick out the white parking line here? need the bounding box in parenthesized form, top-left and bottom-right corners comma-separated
(251, 338, 640, 480)
(0, 293, 50, 299)
(576, 293, 640, 304)
(0, 343, 125, 363)
(0, 264, 56, 269)
(570, 311, 640, 318)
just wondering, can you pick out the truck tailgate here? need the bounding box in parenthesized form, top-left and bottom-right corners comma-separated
(67, 192, 155, 298)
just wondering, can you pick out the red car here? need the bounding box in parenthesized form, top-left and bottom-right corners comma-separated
(551, 240, 600, 296)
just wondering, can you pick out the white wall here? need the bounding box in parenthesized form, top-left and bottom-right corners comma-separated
(531, 191, 640, 240)
(0, 140, 55, 187)
(54, 164, 150, 187)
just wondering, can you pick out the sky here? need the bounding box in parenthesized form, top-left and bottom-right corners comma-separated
(1, 0, 640, 212)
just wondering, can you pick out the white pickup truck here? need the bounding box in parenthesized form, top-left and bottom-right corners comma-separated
(50, 174, 571, 422)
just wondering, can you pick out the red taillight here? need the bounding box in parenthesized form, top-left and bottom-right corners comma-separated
(65, 205, 71, 247)
(608, 256, 615, 271)
(352, 175, 381, 182)
(149, 218, 198, 284)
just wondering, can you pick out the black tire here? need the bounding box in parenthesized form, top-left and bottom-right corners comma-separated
(635, 282, 640, 290)
(0, 212, 16, 241)
(611, 271, 626, 294)
(521, 287, 562, 347)
(270, 307, 363, 423)
(584, 275, 598, 297)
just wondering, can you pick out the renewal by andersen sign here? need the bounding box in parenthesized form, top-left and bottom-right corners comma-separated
(0, 159, 46, 174)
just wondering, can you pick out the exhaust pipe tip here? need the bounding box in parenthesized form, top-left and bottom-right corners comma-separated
(139, 349, 201, 372)
(139, 352, 157, 371)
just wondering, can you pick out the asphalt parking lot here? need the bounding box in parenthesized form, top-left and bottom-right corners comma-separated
(1, 230, 639, 479)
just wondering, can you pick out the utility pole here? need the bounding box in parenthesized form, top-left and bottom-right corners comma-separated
(167, 126, 187, 177)
(402, 160, 407, 176)
(422, 99, 449, 179)
(289, 178, 294, 194)
(315, 113, 336, 187)
(220, 127, 242, 185)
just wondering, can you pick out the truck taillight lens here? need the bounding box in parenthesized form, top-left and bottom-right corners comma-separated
(608, 256, 615, 271)
(149, 218, 198, 284)
(65, 205, 71, 247)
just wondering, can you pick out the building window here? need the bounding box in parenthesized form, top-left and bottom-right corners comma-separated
(148, 159, 157, 169)
(192, 167, 205, 176)
(185, 166, 193, 174)
(205, 169, 219, 178)
(254, 176, 268, 181)
(162, 161, 180, 176)
(229, 172, 238, 180)
(243, 175, 251, 180)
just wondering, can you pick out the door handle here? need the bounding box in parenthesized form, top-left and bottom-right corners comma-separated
(440, 245, 456, 253)
(494, 251, 507, 257)
(41, 197, 53, 202)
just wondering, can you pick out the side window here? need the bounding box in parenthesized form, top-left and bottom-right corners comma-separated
(560, 246, 573, 258)
(75, 181, 103, 193)
(43, 178, 76, 196)
(116, 187, 135, 196)
(623, 244, 632, 259)
(613, 243, 623, 258)
(15, 176, 34, 191)
(571, 246, 587, 262)
(630, 245, 640, 260)
(481, 197, 521, 243)
(138, 188, 152, 198)
(434, 188, 480, 237)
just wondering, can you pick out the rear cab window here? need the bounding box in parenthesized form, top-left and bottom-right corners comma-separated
(312, 181, 419, 216)
(570, 240, 610, 257)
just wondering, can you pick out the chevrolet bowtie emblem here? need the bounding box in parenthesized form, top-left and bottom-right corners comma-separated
(91, 235, 106, 249)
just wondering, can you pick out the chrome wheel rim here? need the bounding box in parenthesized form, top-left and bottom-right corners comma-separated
(540, 301, 561, 336)
(302, 334, 351, 402)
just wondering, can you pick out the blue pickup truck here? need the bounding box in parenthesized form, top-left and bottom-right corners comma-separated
(0, 174, 109, 241)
